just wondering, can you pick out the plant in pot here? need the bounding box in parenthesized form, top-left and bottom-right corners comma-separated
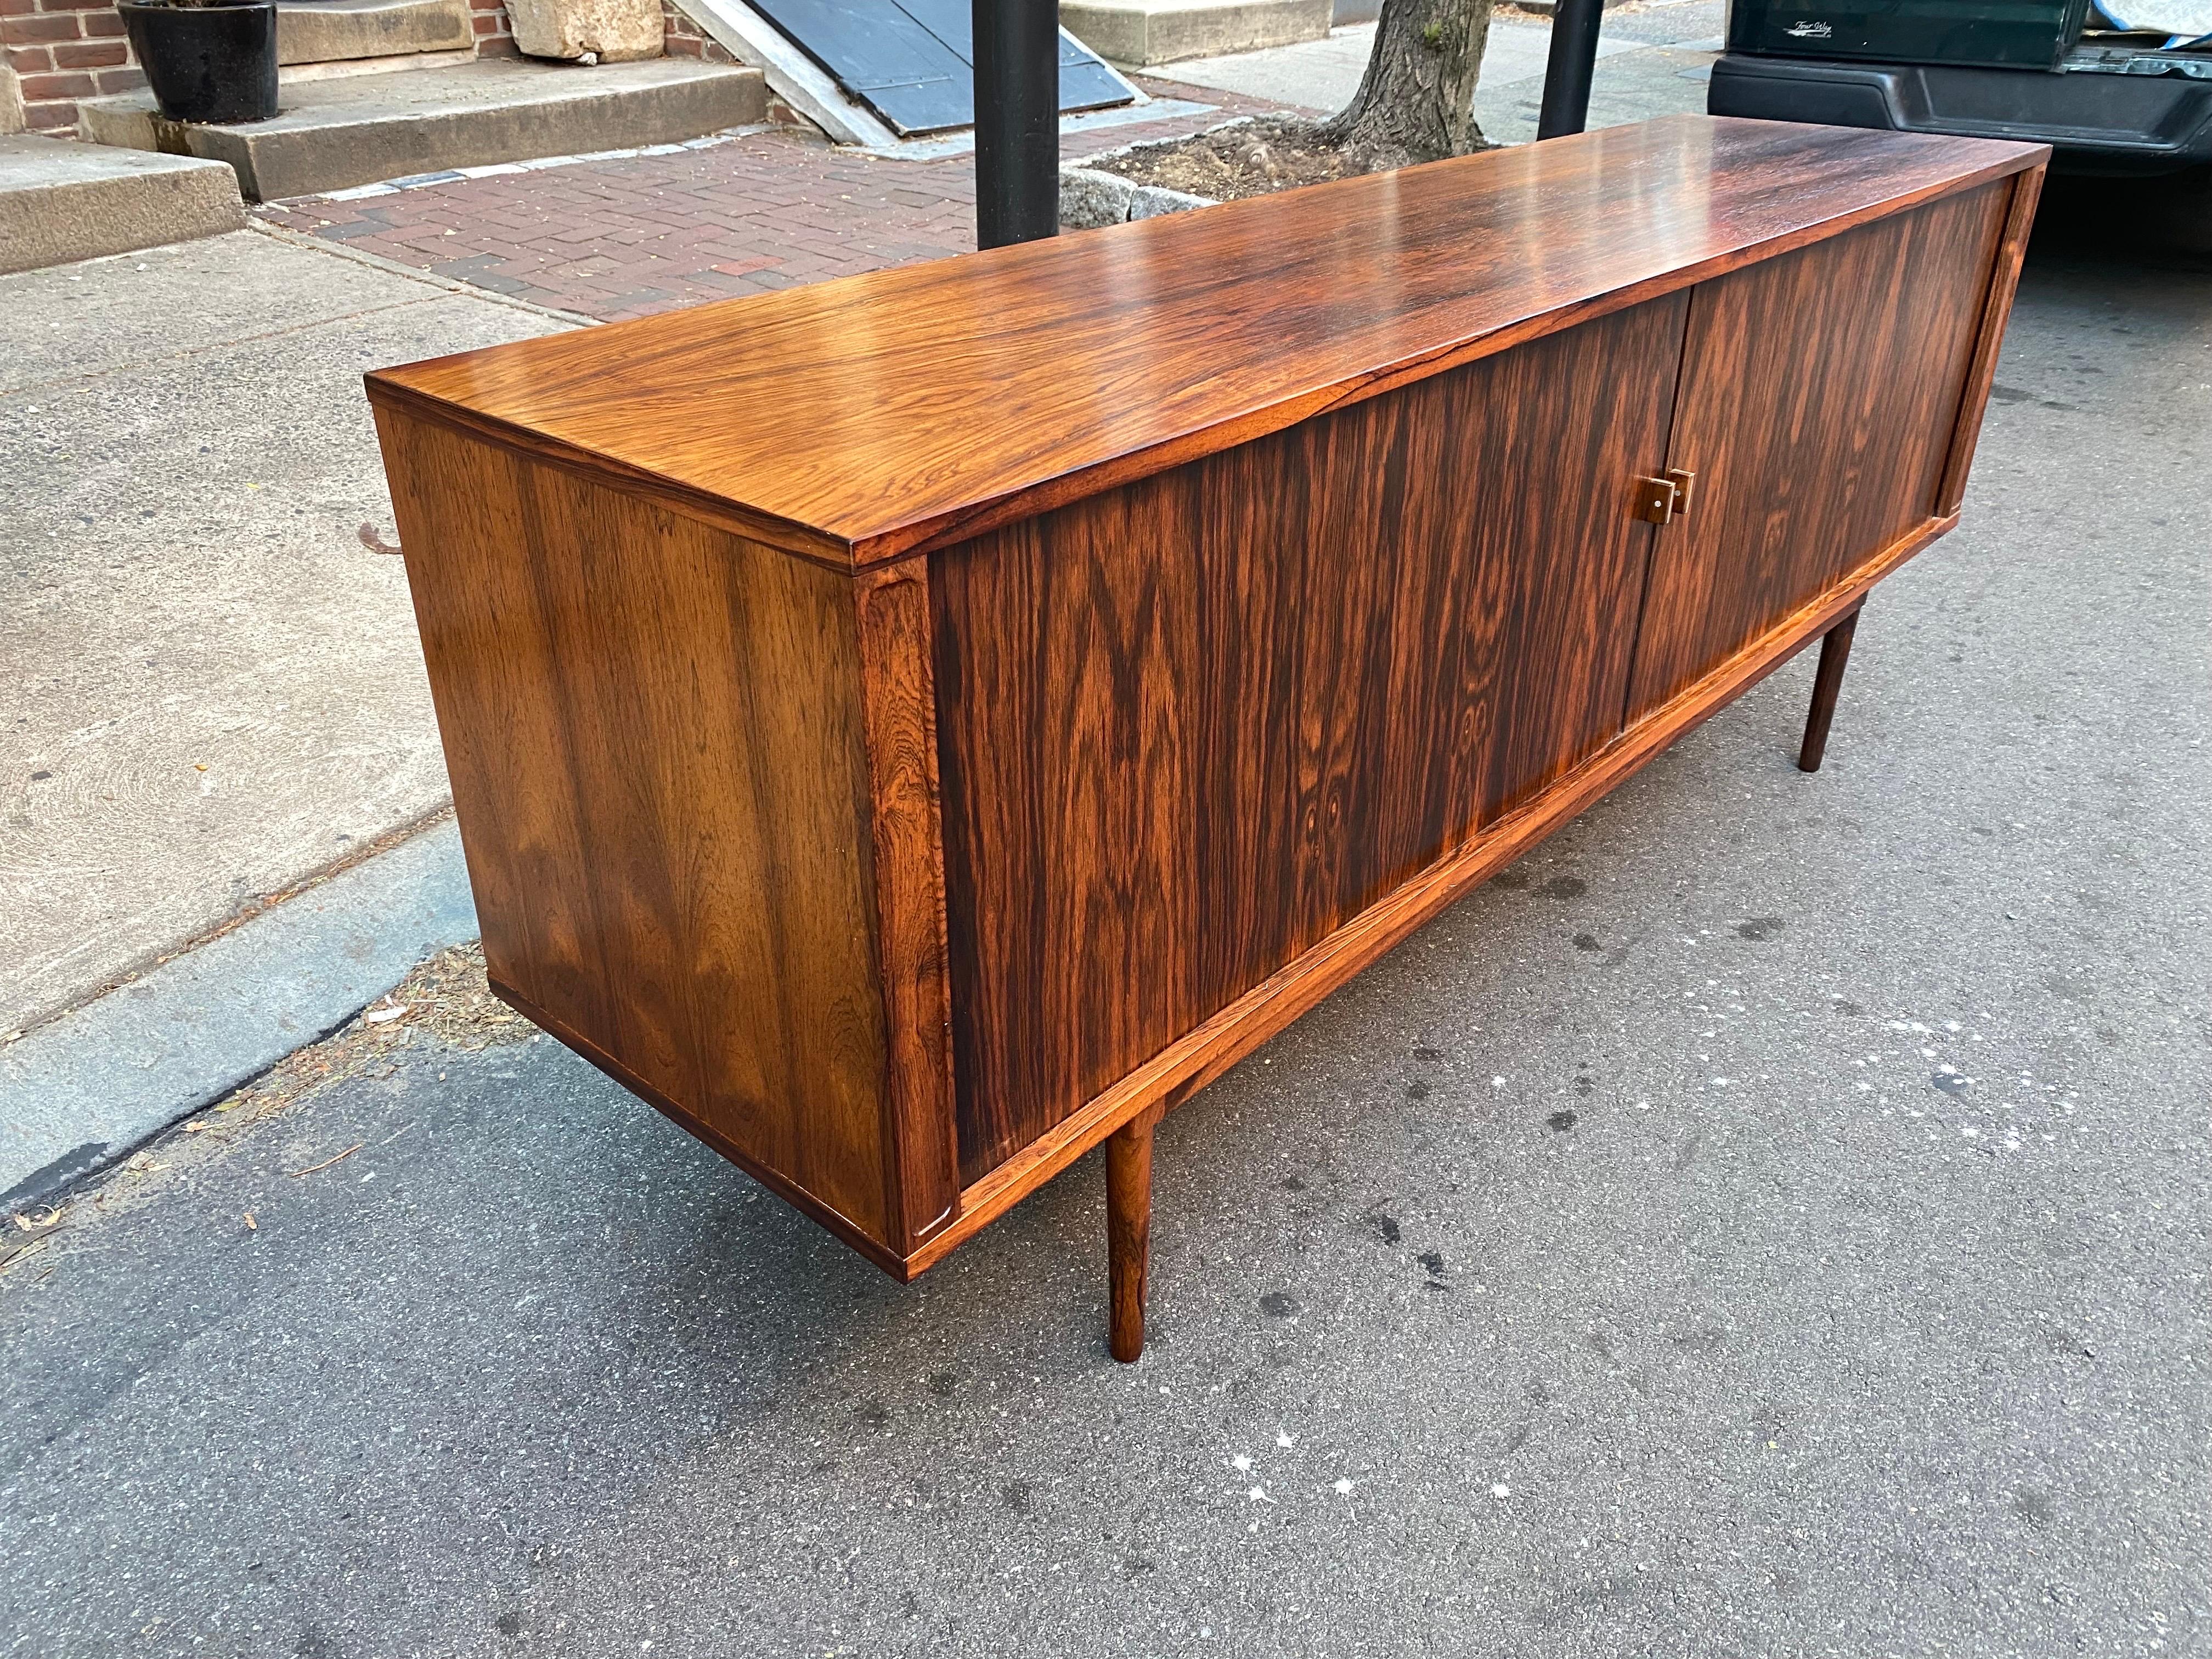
(119, 0, 279, 125)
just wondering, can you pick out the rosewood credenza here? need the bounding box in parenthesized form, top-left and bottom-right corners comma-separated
(367, 115, 2046, 1359)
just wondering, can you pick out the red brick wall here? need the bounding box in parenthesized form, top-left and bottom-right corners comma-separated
(2, 0, 144, 133)
(469, 0, 517, 57)
(661, 0, 735, 62)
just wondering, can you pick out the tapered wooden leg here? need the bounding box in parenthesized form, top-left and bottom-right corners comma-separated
(1798, 605, 1861, 773)
(1106, 1105, 1164, 1363)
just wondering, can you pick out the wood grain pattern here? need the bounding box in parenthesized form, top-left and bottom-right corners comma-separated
(1937, 166, 2046, 516)
(1625, 182, 2008, 718)
(851, 565, 963, 1250)
(933, 296, 1689, 1184)
(906, 509, 1959, 1276)
(488, 975, 910, 1274)
(375, 405, 907, 1250)
(1798, 605, 1861, 774)
(1106, 1103, 1164, 1363)
(366, 117, 2044, 570)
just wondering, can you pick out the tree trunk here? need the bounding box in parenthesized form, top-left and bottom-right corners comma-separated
(1318, 0, 1494, 162)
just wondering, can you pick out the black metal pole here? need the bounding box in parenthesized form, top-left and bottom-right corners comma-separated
(1536, 0, 1605, 140)
(972, 0, 1059, 247)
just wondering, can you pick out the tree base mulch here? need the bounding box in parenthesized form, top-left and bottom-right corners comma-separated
(1088, 116, 1469, 204)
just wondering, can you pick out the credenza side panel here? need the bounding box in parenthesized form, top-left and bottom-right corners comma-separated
(375, 409, 903, 1251)
(1627, 181, 2010, 716)
(933, 295, 1689, 1184)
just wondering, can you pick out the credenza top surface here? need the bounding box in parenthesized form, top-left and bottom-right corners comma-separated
(366, 115, 2044, 568)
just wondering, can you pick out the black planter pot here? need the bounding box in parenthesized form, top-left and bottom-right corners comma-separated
(119, 0, 279, 125)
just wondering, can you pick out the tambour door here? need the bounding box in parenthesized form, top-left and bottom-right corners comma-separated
(1626, 182, 2011, 718)
(932, 293, 1691, 1185)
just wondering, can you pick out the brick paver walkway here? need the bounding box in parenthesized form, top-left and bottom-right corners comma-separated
(256, 78, 1302, 323)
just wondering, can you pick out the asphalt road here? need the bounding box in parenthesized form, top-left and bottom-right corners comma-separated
(2, 229, 2207, 1657)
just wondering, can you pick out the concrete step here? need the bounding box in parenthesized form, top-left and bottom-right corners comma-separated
(78, 57, 768, 202)
(0, 135, 245, 275)
(1060, 0, 1332, 66)
(277, 0, 474, 66)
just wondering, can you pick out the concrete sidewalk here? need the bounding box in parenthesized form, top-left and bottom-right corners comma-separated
(1, 227, 569, 1037)
(1, 237, 2207, 1654)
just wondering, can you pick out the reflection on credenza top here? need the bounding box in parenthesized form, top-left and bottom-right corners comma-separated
(364, 115, 2047, 570)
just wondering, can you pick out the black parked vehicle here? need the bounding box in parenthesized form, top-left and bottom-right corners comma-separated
(1710, 0, 2212, 173)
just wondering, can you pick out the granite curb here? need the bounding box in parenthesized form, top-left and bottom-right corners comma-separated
(0, 821, 478, 1212)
